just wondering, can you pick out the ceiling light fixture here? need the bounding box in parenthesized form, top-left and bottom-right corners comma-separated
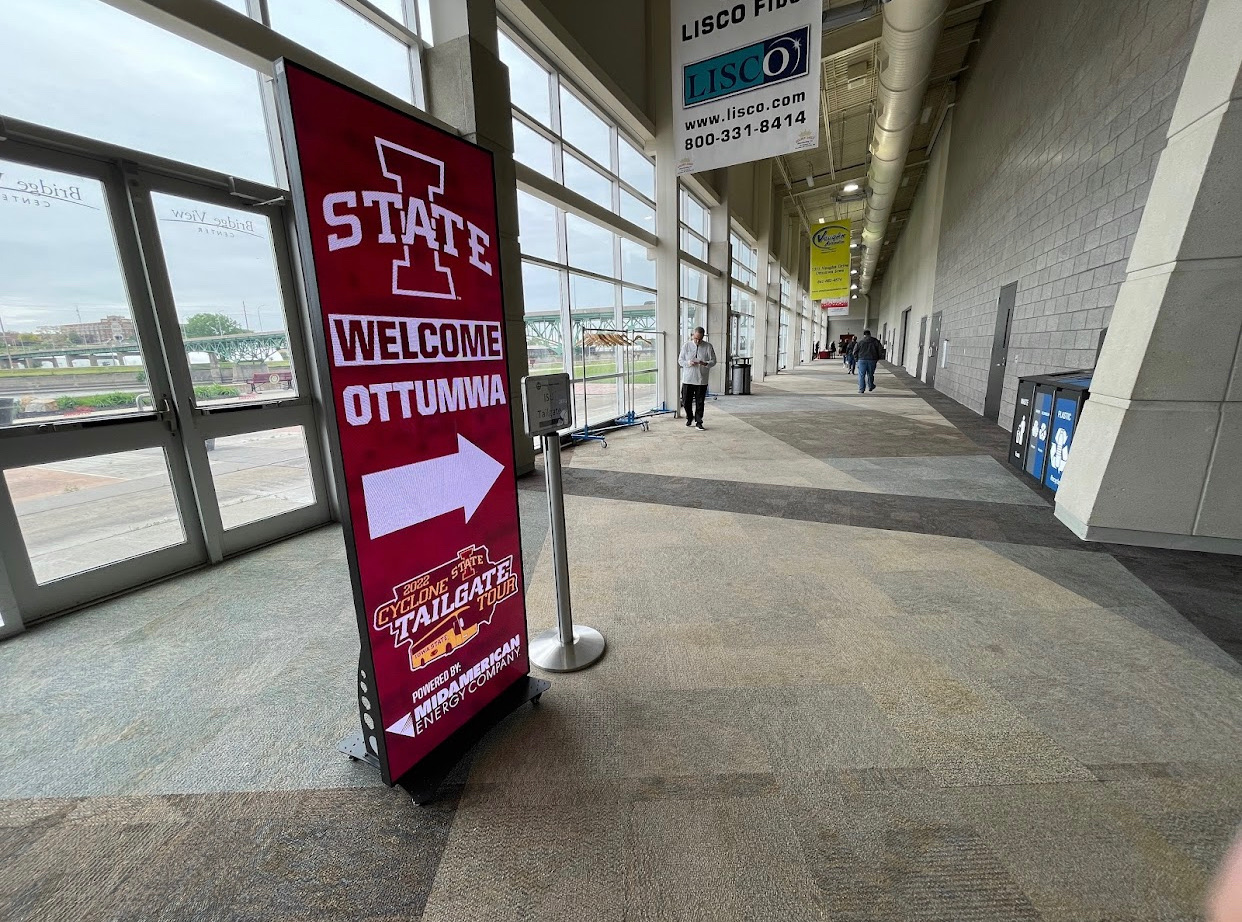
(842, 182, 860, 193)
(805, 175, 815, 189)
(851, 269, 858, 275)
(851, 283, 858, 290)
(850, 242, 858, 248)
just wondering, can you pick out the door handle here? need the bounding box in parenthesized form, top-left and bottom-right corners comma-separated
(157, 396, 179, 435)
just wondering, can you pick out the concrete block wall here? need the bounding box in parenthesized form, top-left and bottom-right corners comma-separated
(930, 0, 1206, 425)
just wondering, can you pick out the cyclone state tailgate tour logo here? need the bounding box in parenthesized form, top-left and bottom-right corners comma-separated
(374, 544, 519, 673)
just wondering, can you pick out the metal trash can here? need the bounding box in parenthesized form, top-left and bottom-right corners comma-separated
(730, 358, 753, 395)
(0, 397, 16, 427)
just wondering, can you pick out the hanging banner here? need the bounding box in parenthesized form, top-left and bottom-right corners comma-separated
(672, 0, 822, 174)
(276, 62, 530, 787)
(810, 218, 852, 315)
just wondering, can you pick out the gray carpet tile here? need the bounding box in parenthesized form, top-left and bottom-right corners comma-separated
(521, 465, 1093, 550)
(3, 360, 1241, 922)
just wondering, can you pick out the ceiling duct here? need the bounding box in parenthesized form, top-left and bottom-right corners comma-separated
(822, 0, 889, 34)
(859, 0, 949, 293)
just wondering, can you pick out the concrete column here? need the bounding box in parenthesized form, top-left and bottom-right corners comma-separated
(649, 0, 681, 414)
(426, 0, 534, 474)
(1056, 0, 1242, 553)
(706, 177, 731, 396)
(749, 161, 774, 381)
(784, 213, 799, 364)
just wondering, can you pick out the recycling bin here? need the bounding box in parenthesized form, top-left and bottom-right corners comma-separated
(1009, 370, 1092, 492)
(730, 358, 753, 395)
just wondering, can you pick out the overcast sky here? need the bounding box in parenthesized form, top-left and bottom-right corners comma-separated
(0, 0, 303, 334)
(0, 0, 640, 338)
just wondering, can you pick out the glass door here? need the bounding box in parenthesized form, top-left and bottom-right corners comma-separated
(129, 172, 329, 559)
(0, 137, 332, 626)
(0, 143, 207, 621)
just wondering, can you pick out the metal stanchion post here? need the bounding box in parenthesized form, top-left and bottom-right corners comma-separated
(522, 372, 605, 673)
(529, 433, 605, 671)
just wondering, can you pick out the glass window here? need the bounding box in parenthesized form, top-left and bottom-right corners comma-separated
(525, 314, 563, 374)
(498, 32, 552, 126)
(521, 261, 561, 314)
(4, 448, 186, 584)
(269, 0, 414, 103)
(731, 232, 758, 290)
(152, 193, 298, 409)
(559, 87, 611, 168)
(0, 161, 153, 427)
(565, 214, 615, 277)
(621, 192, 655, 233)
(620, 238, 655, 290)
(681, 189, 710, 239)
(681, 264, 708, 302)
(680, 228, 708, 261)
(681, 300, 707, 341)
(563, 154, 613, 210)
(208, 426, 316, 529)
(512, 119, 555, 176)
(368, 0, 405, 19)
(619, 140, 654, 200)
(0, 0, 275, 185)
(517, 191, 558, 262)
(569, 275, 618, 378)
(568, 274, 616, 313)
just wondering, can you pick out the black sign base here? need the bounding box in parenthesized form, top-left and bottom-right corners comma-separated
(338, 675, 550, 806)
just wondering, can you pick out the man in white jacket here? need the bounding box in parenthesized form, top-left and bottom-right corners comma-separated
(677, 326, 717, 430)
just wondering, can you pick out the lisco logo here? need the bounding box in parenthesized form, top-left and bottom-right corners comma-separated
(320, 136, 494, 300)
(683, 25, 810, 108)
(812, 223, 849, 250)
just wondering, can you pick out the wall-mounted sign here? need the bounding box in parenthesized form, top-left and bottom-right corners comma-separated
(810, 218, 851, 314)
(276, 62, 529, 786)
(672, 0, 822, 174)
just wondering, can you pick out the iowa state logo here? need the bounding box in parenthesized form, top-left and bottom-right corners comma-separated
(319, 137, 495, 300)
(372, 544, 519, 671)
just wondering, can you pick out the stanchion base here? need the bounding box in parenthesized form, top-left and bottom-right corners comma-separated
(530, 625, 606, 672)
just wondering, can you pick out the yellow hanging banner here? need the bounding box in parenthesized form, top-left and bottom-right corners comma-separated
(809, 219, 852, 316)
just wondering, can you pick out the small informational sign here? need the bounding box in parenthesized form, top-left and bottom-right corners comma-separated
(1044, 396, 1078, 491)
(522, 373, 573, 437)
(276, 62, 529, 786)
(672, 0, 822, 174)
(810, 218, 852, 313)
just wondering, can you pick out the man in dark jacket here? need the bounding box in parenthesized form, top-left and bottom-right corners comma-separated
(854, 329, 882, 394)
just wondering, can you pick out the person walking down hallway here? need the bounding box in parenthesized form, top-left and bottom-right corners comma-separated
(844, 338, 857, 375)
(854, 329, 882, 394)
(678, 326, 716, 430)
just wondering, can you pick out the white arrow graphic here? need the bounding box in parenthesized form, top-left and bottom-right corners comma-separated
(387, 712, 416, 737)
(362, 434, 504, 539)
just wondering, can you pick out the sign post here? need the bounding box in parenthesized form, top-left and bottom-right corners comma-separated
(276, 61, 545, 800)
(521, 374, 605, 673)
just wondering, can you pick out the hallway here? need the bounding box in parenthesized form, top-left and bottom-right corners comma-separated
(2, 361, 1240, 921)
